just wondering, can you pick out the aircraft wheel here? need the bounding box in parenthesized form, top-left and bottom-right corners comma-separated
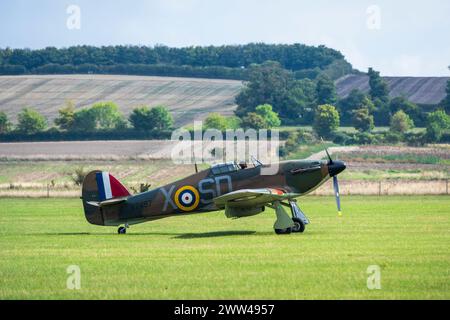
(274, 227, 292, 235)
(118, 226, 127, 234)
(292, 218, 306, 233)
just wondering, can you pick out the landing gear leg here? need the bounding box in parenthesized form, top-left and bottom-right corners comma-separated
(289, 200, 309, 233)
(118, 223, 129, 234)
(272, 201, 294, 235)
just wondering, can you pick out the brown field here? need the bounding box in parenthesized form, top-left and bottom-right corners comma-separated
(0, 74, 243, 126)
(336, 74, 449, 105)
(0, 140, 178, 160)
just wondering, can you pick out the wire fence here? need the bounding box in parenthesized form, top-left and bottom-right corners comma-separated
(312, 179, 450, 196)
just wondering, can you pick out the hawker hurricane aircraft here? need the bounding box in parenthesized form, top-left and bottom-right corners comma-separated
(81, 151, 346, 235)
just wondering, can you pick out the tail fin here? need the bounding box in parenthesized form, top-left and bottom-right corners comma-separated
(94, 171, 130, 201)
(81, 171, 130, 225)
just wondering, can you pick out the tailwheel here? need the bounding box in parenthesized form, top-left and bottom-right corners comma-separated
(274, 227, 292, 235)
(118, 226, 127, 234)
(292, 217, 306, 233)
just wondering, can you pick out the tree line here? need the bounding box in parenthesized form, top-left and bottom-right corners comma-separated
(0, 43, 353, 80)
(0, 101, 283, 142)
(0, 102, 174, 140)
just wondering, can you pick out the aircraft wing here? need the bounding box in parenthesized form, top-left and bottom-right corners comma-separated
(213, 188, 298, 208)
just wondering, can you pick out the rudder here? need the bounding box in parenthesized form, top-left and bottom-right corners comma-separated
(81, 171, 130, 225)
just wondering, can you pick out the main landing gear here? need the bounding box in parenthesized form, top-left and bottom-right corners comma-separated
(272, 200, 310, 235)
(118, 223, 129, 234)
(290, 200, 309, 233)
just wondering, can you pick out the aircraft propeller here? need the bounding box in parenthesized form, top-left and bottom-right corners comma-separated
(325, 147, 344, 217)
(333, 175, 342, 217)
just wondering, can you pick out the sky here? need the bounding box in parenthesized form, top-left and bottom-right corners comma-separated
(0, 0, 449, 76)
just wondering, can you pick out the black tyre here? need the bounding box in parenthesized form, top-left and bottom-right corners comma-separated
(274, 227, 292, 235)
(292, 218, 305, 233)
(118, 226, 127, 234)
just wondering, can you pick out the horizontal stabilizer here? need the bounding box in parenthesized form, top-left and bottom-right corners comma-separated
(87, 197, 128, 208)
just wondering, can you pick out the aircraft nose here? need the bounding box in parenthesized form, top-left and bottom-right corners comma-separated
(328, 160, 346, 177)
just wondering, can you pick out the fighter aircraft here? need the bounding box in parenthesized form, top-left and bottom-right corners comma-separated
(81, 151, 346, 235)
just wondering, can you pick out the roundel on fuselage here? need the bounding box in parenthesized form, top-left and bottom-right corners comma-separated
(174, 185, 200, 212)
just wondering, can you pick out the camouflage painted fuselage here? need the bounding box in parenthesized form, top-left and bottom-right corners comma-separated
(82, 159, 341, 226)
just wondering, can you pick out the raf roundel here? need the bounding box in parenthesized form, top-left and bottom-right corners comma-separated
(174, 186, 200, 212)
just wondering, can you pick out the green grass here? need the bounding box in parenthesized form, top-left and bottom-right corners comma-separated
(0, 196, 449, 299)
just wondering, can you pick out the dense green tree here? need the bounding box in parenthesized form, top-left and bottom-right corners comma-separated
(313, 104, 340, 139)
(235, 61, 294, 117)
(426, 109, 450, 142)
(71, 108, 97, 132)
(368, 68, 391, 126)
(368, 68, 389, 103)
(54, 101, 75, 130)
(129, 105, 172, 131)
(316, 74, 337, 105)
(224, 116, 242, 130)
(389, 96, 421, 125)
(0, 43, 350, 75)
(203, 114, 242, 131)
(149, 106, 173, 130)
(0, 111, 11, 134)
(373, 98, 391, 126)
(204, 113, 228, 131)
(338, 89, 375, 126)
(282, 79, 317, 123)
(90, 102, 125, 129)
(255, 104, 281, 128)
(338, 89, 365, 124)
(129, 106, 153, 131)
(390, 110, 414, 134)
(241, 112, 269, 130)
(352, 108, 374, 132)
(17, 108, 47, 134)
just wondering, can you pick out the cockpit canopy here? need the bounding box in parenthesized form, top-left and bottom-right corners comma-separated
(211, 162, 240, 175)
(210, 157, 263, 175)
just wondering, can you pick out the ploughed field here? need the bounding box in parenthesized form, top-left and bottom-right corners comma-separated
(0, 196, 448, 299)
(0, 74, 242, 126)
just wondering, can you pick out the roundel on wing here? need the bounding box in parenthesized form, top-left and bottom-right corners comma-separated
(174, 185, 200, 212)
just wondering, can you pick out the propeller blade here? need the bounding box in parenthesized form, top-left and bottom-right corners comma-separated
(325, 148, 333, 164)
(333, 175, 342, 216)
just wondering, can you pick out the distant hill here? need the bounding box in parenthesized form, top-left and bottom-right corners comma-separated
(0, 75, 243, 126)
(336, 75, 449, 106)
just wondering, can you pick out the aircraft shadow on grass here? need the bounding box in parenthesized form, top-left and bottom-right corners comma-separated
(38, 230, 260, 239)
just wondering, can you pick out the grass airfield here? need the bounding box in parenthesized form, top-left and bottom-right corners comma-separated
(0, 196, 448, 299)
